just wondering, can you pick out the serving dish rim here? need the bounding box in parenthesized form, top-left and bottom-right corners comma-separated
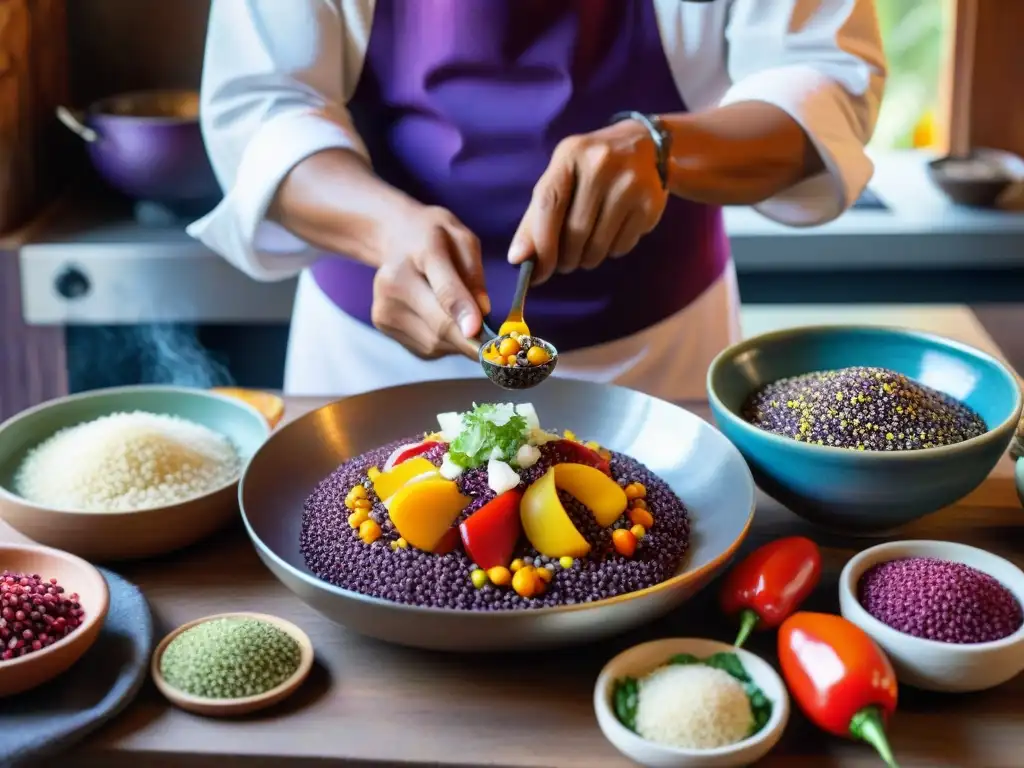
(707, 323, 1023, 461)
(0, 384, 270, 517)
(239, 380, 757, 619)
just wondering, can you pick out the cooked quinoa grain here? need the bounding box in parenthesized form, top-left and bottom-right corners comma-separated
(742, 366, 986, 451)
(300, 438, 690, 611)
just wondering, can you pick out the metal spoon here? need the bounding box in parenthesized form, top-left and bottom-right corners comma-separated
(476, 260, 558, 391)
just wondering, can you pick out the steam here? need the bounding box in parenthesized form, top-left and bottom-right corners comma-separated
(69, 324, 235, 391)
(137, 324, 234, 388)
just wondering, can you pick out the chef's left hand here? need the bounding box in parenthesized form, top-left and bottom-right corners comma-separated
(508, 119, 669, 284)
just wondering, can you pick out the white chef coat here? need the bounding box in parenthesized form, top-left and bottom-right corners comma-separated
(187, 0, 886, 399)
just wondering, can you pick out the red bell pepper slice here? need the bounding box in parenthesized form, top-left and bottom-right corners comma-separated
(547, 439, 610, 475)
(431, 526, 460, 555)
(779, 612, 900, 768)
(386, 440, 442, 470)
(459, 489, 523, 569)
(719, 536, 822, 647)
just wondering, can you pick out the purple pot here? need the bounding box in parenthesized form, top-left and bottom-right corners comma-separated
(57, 90, 221, 208)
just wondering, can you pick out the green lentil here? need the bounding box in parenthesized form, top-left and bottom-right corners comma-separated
(160, 618, 301, 699)
(742, 366, 987, 451)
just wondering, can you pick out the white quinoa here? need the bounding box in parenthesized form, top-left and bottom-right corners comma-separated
(14, 411, 241, 512)
(634, 664, 754, 750)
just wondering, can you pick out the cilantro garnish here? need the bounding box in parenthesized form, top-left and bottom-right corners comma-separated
(448, 403, 529, 469)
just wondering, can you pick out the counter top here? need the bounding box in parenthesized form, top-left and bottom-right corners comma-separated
(15, 403, 1020, 768)
(0, 308, 1017, 768)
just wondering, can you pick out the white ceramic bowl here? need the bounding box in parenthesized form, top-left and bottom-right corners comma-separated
(839, 540, 1024, 693)
(594, 638, 790, 768)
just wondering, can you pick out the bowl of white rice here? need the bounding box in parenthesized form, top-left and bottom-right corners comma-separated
(594, 638, 790, 767)
(0, 386, 271, 561)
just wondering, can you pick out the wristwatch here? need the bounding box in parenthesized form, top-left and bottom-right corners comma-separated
(609, 110, 672, 190)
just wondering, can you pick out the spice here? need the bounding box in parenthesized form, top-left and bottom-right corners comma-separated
(719, 537, 822, 647)
(742, 366, 987, 450)
(0, 571, 84, 661)
(778, 612, 901, 768)
(160, 618, 301, 699)
(858, 557, 1023, 644)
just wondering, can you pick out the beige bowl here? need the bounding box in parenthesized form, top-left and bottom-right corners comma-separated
(0, 543, 109, 697)
(0, 386, 271, 561)
(151, 612, 314, 717)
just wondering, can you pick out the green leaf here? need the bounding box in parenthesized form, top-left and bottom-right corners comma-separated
(702, 652, 752, 683)
(612, 677, 639, 732)
(448, 403, 529, 468)
(667, 651, 774, 738)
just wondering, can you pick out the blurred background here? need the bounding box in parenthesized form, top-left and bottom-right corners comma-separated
(1, 0, 1022, 421)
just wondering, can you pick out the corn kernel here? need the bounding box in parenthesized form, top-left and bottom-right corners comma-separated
(470, 569, 489, 589)
(358, 519, 382, 544)
(487, 566, 512, 586)
(348, 509, 370, 528)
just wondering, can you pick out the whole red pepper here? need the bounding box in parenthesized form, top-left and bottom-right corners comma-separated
(779, 612, 900, 768)
(719, 536, 822, 647)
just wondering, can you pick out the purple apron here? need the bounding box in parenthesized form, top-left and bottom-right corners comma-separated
(311, 0, 729, 352)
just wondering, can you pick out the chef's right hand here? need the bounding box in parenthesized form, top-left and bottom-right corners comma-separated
(371, 204, 490, 360)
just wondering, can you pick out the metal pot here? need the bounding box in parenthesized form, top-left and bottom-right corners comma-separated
(56, 89, 220, 209)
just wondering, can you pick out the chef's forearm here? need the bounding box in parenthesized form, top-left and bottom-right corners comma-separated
(268, 148, 415, 268)
(661, 102, 825, 206)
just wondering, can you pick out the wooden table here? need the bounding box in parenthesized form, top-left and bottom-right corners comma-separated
(5, 313, 1018, 768)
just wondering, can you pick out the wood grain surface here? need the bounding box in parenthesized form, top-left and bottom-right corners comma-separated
(0, 249, 68, 422)
(0, 0, 69, 234)
(0, 392, 1015, 768)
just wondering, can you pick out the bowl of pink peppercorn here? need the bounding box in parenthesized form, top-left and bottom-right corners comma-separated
(839, 540, 1024, 693)
(0, 543, 109, 697)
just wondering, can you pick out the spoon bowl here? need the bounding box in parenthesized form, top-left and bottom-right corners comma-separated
(479, 336, 559, 390)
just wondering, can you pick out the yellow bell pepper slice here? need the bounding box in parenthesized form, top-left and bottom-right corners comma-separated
(520, 468, 591, 559)
(372, 456, 438, 502)
(553, 463, 628, 527)
(386, 478, 470, 552)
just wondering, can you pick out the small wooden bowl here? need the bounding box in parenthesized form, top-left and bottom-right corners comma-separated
(0, 543, 110, 697)
(151, 612, 314, 717)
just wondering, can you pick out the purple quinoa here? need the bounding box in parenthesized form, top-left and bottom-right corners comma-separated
(742, 366, 987, 451)
(300, 437, 690, 611)
(858, 557, 1024, 644)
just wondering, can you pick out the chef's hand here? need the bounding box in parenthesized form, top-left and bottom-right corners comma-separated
(508, 120, 668, 284)
(372, 203, 489, 360)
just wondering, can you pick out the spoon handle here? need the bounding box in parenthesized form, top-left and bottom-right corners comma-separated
(474, 322, 499, 347)
(509, 260, 534, 318)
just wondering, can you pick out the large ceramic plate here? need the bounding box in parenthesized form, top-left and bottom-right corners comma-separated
(240, 378, 755, 651)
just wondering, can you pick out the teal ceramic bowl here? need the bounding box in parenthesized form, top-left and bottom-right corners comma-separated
(0, 386, 270, 560)
(707, 326, 1023, 534)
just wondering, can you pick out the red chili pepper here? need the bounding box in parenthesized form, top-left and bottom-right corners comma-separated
(779, 612, 900, 768)
(719, 536, 822, 647)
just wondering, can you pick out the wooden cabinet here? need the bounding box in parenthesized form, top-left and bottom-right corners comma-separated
(0, 0, 70, 235)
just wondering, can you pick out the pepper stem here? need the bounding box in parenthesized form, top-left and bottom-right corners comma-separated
(733, 608, 760, 648)
(850, 706, 900, 768)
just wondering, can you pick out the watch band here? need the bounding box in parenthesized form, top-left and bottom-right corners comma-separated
(609, 110, 672, 189)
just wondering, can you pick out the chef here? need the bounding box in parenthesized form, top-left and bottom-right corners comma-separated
(188, 0, 886, 400)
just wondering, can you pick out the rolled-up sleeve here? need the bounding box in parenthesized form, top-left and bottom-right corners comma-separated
(721, 0, 887, 226)
(187, 0, 369, 281)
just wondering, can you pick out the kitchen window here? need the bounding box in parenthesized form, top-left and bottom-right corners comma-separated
(871, 0, 952, 151)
